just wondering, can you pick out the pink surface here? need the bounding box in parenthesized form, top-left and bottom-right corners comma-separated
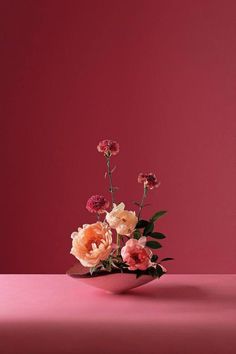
(1, 1, 236, 275)
(0, 274, 236, 354)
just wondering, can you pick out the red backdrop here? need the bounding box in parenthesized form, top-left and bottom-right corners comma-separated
(1, 0, 236, 274)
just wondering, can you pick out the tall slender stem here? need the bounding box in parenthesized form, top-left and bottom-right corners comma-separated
(106, 156, 115, 206)
(138, 186, 148, 219)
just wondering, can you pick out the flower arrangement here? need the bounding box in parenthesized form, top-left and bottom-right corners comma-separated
(70, 139, 173, 280)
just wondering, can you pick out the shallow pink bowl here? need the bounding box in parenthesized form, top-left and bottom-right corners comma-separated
(67, 263, 156, 294)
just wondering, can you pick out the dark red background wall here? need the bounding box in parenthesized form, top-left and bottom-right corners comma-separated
(1, 0, 236, 274)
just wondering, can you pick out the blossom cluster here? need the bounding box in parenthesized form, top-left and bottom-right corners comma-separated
(70, 139, 172, 277)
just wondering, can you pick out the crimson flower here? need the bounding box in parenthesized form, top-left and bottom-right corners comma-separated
(86, 195, 110, 214)
(138, 173, 160, 190)
(97, 139, 119, 157)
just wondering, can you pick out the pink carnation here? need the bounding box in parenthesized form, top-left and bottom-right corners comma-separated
(138, 172, 160, 189)
(86, 195, 110, 214)
(121, 237, 153, 271)
(97, 139, 119, 156)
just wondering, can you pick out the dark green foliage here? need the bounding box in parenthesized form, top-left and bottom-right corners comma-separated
(150, 210, 167, 222)
(143, 222, 154, 235)
(151, 254, 158, 262)
(160, 257, 174, 262)
(136, 219, 149, 228)
(149, 232, 166, 239)
(146, 240, 162, 249)
(133, 229, 142, 239)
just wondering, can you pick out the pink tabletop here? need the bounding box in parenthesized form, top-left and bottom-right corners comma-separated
(0, 274, 236, 354)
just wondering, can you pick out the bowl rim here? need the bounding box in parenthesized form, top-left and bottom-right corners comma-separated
(66, 262, 155, 279)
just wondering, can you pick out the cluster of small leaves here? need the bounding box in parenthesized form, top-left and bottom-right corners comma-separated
(134, 210, 167, 250)
(90, 255, 129, 276)
(89, 257, 113, 275)
(136, 256, 174, 279)
(133, 210, 174, 277)
(90, 254, 174, 278)
(111, 255, 129, 271)
(135, 264, 165, 279)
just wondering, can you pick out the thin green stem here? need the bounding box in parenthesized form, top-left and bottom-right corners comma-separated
(138, 186, 148, 220)
(106, 156, 115, 206)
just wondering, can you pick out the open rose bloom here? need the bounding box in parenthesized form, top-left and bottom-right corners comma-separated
(121, 237, 154, 271)
(69, 139, 173, 279)
(105, 202, 138, 236)
(71, 222, 112, 267)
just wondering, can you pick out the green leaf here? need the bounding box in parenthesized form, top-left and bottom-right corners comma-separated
(155, 264, 166, 278)
(136, 270, 143, 278)
(150, 210, 167, 222)
(89, 266, 97, 276)
(143, 222, 154, 235)
(147, 267, 158, 278)
(160, 257, 174, 262)
(150, 232, 166, 239)
(133, 229, 142, 240)
(136, 219, 149, 228)
(151, 254, 158, 262)
(146, 240, 162, 249)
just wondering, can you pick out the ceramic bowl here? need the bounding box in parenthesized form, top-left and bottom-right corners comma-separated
(67, 263, 156, 294)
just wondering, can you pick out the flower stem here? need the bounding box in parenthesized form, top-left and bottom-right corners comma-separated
(138, 186, 148, 220)
(116, 233, 121, 256)
(106, 156, 115, 206)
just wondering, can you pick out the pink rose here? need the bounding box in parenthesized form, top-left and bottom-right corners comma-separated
(70, 222, 112, 267)
(105, 202, 138, 236)
(121, 237, 153, 271)
(97, 139, 119, 156)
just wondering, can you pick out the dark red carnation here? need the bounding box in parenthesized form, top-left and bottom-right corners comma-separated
(138, 173, 160, 190)
(97, 139, 119, 156)
(86, 195, 110, 214)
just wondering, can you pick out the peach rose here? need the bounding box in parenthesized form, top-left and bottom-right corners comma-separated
(121, 237, 153, 270)
(70, 222, 112, 267)
(105, 202, 138, 236)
